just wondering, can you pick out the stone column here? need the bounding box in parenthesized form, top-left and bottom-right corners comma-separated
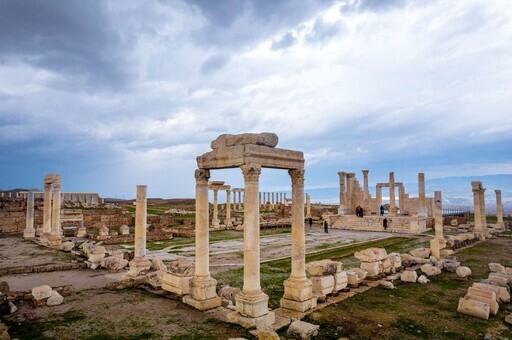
(434, 191, 444, 240)
(212, 189, 219, 228)
(238, 191, 242, 210)
(417, 173, 428, 217)
(398, 184, 405, 215)
(495, 189, 504, 227)
(272, 192, 275, 206)
(184, 170, 221, 310)
(346, 173, 355, 213)
(281, 169, 313, 312)
(259, 192, 262, 208)
(472, 181, 483, 234)
(232, 165, 273, 325)
(48, 176, 62, 247)
(225, 189, 232, 227)
(280, 192, 283, 204)
(284, 193, 288, 207)
(306, 193, 311, 218)
(376, 185, 382, 214)
(480, 186, 487, 235)
(362, 170, 371, 214)
(23, 191, 35, 238)
(42, 179, 53, 236)
(388, 172, 397, 217)
(337, 172, 347, 215)
(128, 185, 152, 276)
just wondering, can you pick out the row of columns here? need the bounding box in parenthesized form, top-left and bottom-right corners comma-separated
(259, 192, 287, 207)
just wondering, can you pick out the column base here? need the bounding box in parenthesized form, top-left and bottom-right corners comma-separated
(48, 234, 62, 247)
(282, 277, 313, 302)
(280, 297, 317, 312)
(23, 230, 36, 239)
(235, 291, 269, 318)
(161, 272, 192, 296)
(128, 257, 152, 276)
(183, 295, 221, 311)
(227, 311, 275, 330)
(188, 276, 219, 301)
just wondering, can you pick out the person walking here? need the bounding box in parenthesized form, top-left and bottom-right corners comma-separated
(323, 220, 329, 233)
(380, 205, 385, 216)
(308, 217, 313, 228)
(383, 217, 388, 230)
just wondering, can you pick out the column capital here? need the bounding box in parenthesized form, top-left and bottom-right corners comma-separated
(53, 180, 61, 191)
(289, 169, 305, 186)
(337, 171, 346, 178)
(241, 165, 261, 182)
(362, 170, 369, 175)
(44, 183, 52, 191)
(195, 169, 211, 184)
(346, 172, 355, 178)
(495, 189, 501, 195)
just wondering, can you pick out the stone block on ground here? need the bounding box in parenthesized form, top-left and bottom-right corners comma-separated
(505, 314, 512, 325)
(378, 280, 395, 289)
(100, 257, 129, 272)
(60, 241, 75, 252)
(47, 290, 64, 306)
(380, 258, 393, 274)
(457, 297, 490, 320)
(32, 285, 52, 301)
(346, 268, 367, 287)
(306, 260, 338, 276)
(440, 249, 454, 257)
(219, 286, 242, 304)
(456, 266, 472, 278)
(333, 271, 348, 292)
(151, 257, 167, 271)
(311, 275, 334, 296)
(472, 283, 510, 303)
(400, 254, 415, 267)
(257, 327, 279, 340)
(489, 272, 512, 285)
(401, 271, 418, 283)
(388, 253, 402, 269)
(465, 292, 499, 315)
(410, 248, 431, 259)
(287, 320, 320, 340)
(417, 275, 430, 284)
(489, 263, 506, 273)
(421, 264, 441, 276)
(168, 259, 195, 277)
(444, 261, 460, 273)
(360, 261, 380, 278)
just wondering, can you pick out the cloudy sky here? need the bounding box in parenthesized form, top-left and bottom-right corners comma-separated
(1, 0, 511, 199)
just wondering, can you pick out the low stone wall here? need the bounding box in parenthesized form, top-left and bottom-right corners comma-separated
(325, 214, 432, 234)
(0, 200, 43, 233)
(0, 262, 87, 276)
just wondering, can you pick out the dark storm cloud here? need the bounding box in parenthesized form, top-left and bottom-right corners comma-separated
(0, 0, 129, 91)
(271, 32, 297, 51)
(185, 0, 335, 47)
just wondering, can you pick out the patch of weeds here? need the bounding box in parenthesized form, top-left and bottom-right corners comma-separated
(391, 316, 433, 338)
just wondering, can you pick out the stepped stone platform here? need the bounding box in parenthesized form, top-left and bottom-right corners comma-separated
(324, 215, 432, 234)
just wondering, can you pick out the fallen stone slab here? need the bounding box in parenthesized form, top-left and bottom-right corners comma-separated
(151, 257, 167, 271)
(473, 283, 510, 303)
(421, 264, 441, 276)
(465, 292, 499, 315)
(410, 248, 431, 259)
(401, 271, 418, 283)
(31, 285, 52, 301)
(287, 320, 320, 340)
(306, 260, 338, 277)
(360, 261, 380, 278)
(457, 297, 490, 320)
(417, 275, 430, 284)
(456, 266, 472, 278)
(47, 290, 64, 306)
(489, 263, 506, 273)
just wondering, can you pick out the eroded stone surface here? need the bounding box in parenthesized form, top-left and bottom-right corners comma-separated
(401, 271, 418, 283)
(287, 320, 320, 340)
(211, 133, 279, 149)
(32, 285, 52, 301)
(47, 290, 64, 306)
(457, 297, 490, 320)
(409, 248, 431, 259)
(456, 266, 472, 278)
(306, 260, 338, 276)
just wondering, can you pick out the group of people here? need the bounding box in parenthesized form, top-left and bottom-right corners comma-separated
(355, 205, 364, 217)
(307, 217, 329, 233)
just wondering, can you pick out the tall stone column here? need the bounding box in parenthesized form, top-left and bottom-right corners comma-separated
(388, 172, 397, 217)
(48, 176, 62, 247)
(417, 173, 428, 217)
(362, 170, 371, 214)
(212, 189, 219, 228)
(184, 170, 221, 310)
(398, 184, 405, 215)
(495, 190, 504, 227)
(472, 182, 483, 234)
(281, 169, 314, 312)
(376, 185, 382, 214)
(231, 165, 274, 326)
(480, 186, 487, 235)
(128, 185, 152, 276)
(23, 191, 36, 238)
(226, 190, 232, 227)
(434, 191, 444, 240)
(306, 193, 311, 218)
(337, 172, 347, 215)
(259, 192, 262, 208)
(284, 193, 288, 207)
(280, 192, 283, 204)
(272, 192, 275, 205)
(346, 173, 355, 213)
(238, 191, 242, 210)
(42, 178, 53, 236)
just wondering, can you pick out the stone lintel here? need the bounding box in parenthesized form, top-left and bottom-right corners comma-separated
(208, 184, 231, 191)
(376, 182, 403, 188)
(197, 144, 304, 170)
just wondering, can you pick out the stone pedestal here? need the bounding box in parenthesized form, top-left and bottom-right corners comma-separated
(162, 273, 192, 296)
(128, 257, 151, 276)
(183, 278, 222, 310)
(23, 191, 36, 239)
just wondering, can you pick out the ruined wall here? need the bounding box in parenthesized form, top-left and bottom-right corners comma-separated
(0, 200, 43, 233)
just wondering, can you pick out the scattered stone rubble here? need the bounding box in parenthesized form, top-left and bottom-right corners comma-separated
(305, 259, 347, 297)
(457, 262, 512, 320)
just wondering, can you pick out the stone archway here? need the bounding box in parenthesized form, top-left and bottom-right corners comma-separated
(184, 133, 314, 329)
